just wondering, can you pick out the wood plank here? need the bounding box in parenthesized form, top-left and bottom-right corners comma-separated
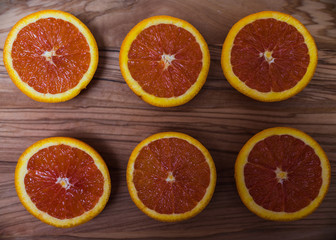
(0, 0, 336, 239)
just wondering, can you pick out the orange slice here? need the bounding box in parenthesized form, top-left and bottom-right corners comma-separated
(127, 132, 216, 221)
(15, 137, 111, 227)
(222, 11, 317, 101)
(235, 127, 330, 221)
(119, 16, 210, 107)
(3, 10, 98, 102)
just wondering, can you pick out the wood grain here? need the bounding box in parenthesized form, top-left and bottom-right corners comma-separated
(0, 0, 336, 239)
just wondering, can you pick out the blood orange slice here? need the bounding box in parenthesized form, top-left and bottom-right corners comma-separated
(127, 132, 216, 221)
(3, 10, 98, 102)
(15, 137, 111, 227)
(235, 127, 330, 221)
(119, 16, 210, 107)
(222, 11, 317, 101)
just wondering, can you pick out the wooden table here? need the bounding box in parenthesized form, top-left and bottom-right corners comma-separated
(0, 0, 335, 239)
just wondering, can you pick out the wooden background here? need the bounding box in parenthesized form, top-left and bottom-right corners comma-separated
(0, 0, 335, 239)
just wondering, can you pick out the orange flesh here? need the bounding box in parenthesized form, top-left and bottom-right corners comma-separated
(133, 138, 210, 214)
(24, 144, 104, 219)
(11, 18, 90, 94)
(245, 135, 322, 212)
(231, 19, 310, 92)
(128, 24, 202, 98)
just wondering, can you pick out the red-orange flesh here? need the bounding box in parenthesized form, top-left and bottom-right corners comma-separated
(127, 24, 202, 98)
(245, 135, 322, 212)
(133, 138, 210, 214)
(11, 18, 90, 94)
(24, 144, 104, 219)
(231, 19, 310, 92)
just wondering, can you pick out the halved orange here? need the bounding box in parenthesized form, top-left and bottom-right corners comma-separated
(235, 127, 330, 221)
(15, 137, 111, 228)
(127, 132, 216, 221)
(222, 11, 317, 101)
(3, 10, 98, 102)
(119, 16, 210, 107)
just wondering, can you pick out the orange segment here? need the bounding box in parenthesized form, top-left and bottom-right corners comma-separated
(127, 132, 216, 221)
(235, 127, 330, 221)
(15, 137, 111, 228)
(3, 10, 98, 102)
(222, 11, 317, 101)
(120, 16, 210, 107)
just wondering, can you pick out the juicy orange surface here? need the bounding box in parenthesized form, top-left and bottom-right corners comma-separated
(11, 18, 90, 94)
(231, 18, 310, 92)
(127, 24, 202, 98)
(24, 144, 104, 219)
(133, 137, 210, 214)
(245, 135, 322, 212)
